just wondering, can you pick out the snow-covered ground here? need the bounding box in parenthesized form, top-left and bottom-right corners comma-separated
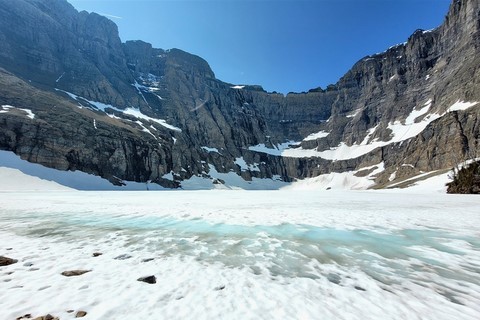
(1, 149, 479, 319)
(0, 190, 479, 320)
(0, 151, 165, 191)
(0, 167, 73, 191)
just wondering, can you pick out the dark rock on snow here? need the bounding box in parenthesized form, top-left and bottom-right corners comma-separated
(114, 254, 132, 260)
(17, 315, 59, 320)
(0, 256, 18, 266)
(75, 311, 88, 318)
(137, 275, 156, 284)
(35, 315, 58, 320)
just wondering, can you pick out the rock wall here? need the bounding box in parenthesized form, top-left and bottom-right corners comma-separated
(0, 0, 479, 188)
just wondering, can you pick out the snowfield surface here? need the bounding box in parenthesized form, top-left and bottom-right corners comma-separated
(0, 190, 479, 320)
(0, 167, 73, 191)
(0, 151, 165, 191)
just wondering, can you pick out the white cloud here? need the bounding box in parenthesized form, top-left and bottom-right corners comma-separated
(98, 12, 123, 19)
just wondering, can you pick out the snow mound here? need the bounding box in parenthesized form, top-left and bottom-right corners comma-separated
(0, 167, 72, 191)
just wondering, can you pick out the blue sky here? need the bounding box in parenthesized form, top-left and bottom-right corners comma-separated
(69, 0, 451, 94)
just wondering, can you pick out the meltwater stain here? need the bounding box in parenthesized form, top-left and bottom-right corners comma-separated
(8, 212, 480, 290)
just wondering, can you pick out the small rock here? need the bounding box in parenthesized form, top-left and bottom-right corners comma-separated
(92, 252, 102, 257)
(16, 314, 32, 319)
(67, 310, 74, 313)
(75, 311, 87, 318)
(61, 270, 91, 277)
(0, 256, 18, 266)
(326, 273, 341, 285)
(141, 258, 154, 263)
(32, 315, 59, 320)
(354, 285, 366, 291)
(137, 275, 156, 284)
(6, 248, 12, 250)
(23, 262, 34, 267)
(214, 285, 226, 291)
(114, 254, 132, 260)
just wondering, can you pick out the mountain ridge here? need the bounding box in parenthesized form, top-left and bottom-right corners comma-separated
(0, 0, 478, 190)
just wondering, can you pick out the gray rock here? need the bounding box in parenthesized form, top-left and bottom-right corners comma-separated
(61, 270, 91, 277)
(354, 285, 366, 291)
(114, 254, 132, 260)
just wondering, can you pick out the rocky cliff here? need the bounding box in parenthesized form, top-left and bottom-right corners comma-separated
(0, 0, 478, 189)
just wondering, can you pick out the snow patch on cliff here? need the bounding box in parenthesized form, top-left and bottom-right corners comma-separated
(303, 131, 330, 141)
(55, 89, 181, 132)
(278, 99, 477, 161)
(0, 105, 35, 119)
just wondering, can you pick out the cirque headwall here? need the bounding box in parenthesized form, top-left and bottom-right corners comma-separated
(0, 0, 479, 189)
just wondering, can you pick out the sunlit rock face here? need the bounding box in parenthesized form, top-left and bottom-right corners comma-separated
(0, 0, 479, 189)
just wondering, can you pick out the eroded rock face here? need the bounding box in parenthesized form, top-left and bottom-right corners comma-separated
(0, 0, 479, 189)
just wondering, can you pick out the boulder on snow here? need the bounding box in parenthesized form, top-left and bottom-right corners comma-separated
(61, 270, 91, 277)
(137, 275, 156, 284)
(0, 256, 18, 266)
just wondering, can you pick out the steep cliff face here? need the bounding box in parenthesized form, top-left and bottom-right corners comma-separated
(0, 0, 142, 108)
(299, 0, 480, 183)
(0, 0, 478, 189)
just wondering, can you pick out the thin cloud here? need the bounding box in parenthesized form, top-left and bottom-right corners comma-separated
(98, 12, 123, 19)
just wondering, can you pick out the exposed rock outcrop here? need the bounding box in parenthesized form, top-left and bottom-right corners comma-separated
(0, 0, 478, 189)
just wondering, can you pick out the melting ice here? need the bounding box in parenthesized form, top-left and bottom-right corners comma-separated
(1, 190, 479, 319)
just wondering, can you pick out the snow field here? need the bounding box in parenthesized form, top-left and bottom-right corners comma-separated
(1, 190, 479, 319)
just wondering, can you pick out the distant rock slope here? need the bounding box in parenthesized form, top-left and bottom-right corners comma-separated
(0, 0, 479, 189)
